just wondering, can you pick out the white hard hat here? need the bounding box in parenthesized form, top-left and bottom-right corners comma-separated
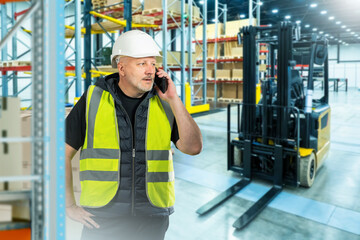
(111, 30, 161, 68)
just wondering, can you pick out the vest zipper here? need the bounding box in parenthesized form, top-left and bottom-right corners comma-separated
(117, 94, 149, 216)
(131, 97, 148, 216)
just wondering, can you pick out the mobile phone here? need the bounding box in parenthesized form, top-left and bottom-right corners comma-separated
(154, 68, 168, 93)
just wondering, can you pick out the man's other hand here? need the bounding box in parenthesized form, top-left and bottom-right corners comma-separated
(66, 204, 100, 229)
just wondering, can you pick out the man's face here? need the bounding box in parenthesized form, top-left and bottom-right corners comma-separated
(120, 56, 156, 93)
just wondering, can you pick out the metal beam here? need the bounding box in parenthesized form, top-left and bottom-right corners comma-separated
(75, 0, 82, 97)
(43, 0, 66, 238)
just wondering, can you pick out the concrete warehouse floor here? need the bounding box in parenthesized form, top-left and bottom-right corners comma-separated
(67, 87, 360, 240)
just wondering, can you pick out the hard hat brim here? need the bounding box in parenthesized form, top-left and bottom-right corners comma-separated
(111, 53, 162, 68)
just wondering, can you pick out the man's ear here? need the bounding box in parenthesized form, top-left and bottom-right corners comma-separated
(118, 62, 125, 77)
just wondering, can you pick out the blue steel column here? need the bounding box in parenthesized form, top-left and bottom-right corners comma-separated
(214, 0, 218, 103)
(11, 3, 18, 96)
(124, 0, 132, 32)
(202, 0, 207, 104)
(188, 0, 193, 106)
(75, 0, 82, 97)
(162, 0, 167, 72)
(180, 0, 185, 102)
(31, 0, 45, 239)
(84, 0, 92, 90)
(223, 4, 227, 33)
(249, 0, 253, 25)
(1, 4, 8, 97)
(43, 0, 66, 238)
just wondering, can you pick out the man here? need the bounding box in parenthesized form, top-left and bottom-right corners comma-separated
(65, 30, 202, 240)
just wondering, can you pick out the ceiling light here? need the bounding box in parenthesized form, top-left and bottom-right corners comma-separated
(240, 14, 246, 18)
(325, 34, 329, 36)
(351, 32, 355, 34)
(212, 19, 216, 22)
(310, 3, 318, 8)
(334, 38, 338, 40)
(346, 29, 351, 32)
(199, 0, 204, 4)
(285, 15, 291, 19)
(339, 40, 342, 42)
(296, 20, 301, 24)
(341, 25, 346, 28)
(265, 33, 269, 36)
(358, 37, 360, 39)
(320, 10, 327, 14)
(336, 21, 341, 24)
(330, 36, 334, 39)
(319, 31, 324, 34)
(272, 9, 278, 13)
(328, 16, 335, 20)
(305, 24, 310, 28)
(312, 28, 318, 31)
(268, 24, 273, 27)
(355, 34, 359, 37)
(258, 1, 263, 6)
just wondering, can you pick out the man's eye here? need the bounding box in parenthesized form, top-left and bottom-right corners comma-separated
(138, 63, 145, 65)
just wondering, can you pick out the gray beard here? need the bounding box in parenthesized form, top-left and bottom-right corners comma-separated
(136, 81, 153, 92)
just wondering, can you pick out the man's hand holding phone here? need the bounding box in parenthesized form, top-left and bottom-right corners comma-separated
(154, 68, 178, 102)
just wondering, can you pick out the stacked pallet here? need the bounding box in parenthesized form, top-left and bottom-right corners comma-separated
(155, 51, 196, 67)
(92, 0, 142, 18)
(142, 0, 202, 26)
(0, 61, 31, 67)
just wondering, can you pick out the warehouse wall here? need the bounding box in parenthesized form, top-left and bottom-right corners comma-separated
(329, 43, 360, 88)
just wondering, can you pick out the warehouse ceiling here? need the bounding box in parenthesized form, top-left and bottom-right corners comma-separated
(197, 0, 360, 44)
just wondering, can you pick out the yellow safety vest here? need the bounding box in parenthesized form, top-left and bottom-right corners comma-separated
(79, 85, 175, 208)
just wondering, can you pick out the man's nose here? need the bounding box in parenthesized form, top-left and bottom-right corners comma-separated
(145, 63, 155, 75)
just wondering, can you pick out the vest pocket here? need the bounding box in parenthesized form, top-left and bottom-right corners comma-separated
(147, 181, 175, 208)
(146, 158, 175, 208)
(80, 180, 118, 207)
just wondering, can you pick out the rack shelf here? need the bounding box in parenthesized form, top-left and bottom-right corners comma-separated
(197, 57, 243, 63)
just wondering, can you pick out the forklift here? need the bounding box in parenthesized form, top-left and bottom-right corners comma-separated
(196, 22, 331, 229)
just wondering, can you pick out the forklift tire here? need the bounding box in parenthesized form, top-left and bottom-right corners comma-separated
(300, 152, 316, 188)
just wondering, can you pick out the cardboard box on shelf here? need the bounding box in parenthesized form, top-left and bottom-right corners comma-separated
(0, 204, 12, 222)
(231, 47, 243, 57)
(207, 43, 222, 59)
(0, 97, 23, 191)
(194, 83, 221, 98)
(157, 51, 196, 66)
(260, 46, 268, 51)
(237, 82, 244, 100)
(195, 23, 224, 40)
(193, 69, 213, 80)
(259, 64, 267, 72)
(225, 19, 257, 36)
(216, 69, 231, 80)
(232, 69, 243, 80)
(19, 107, 80, 191)
(11, 199, 30, 220)
(222, 83, 238, 99)
(259, 54, 267, 60)
(220, 62, 243, 70)
(144, 0, 181, 14)
(106, 0, 142, 9)
(224, 42, 238, 57)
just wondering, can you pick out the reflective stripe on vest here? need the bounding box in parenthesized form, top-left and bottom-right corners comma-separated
(79, 85, 120, 207)
(146, 96, 175, 208)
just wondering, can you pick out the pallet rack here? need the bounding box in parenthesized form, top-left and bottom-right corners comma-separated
(0, 0, 66, 240)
